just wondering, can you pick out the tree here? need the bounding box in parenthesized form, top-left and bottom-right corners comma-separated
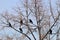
(0, 0, 60, 40)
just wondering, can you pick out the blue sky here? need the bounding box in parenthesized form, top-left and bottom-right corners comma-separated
(0, 0, 58, 40)
(0, 0, 57, 13)
(0, 0, 19, 13)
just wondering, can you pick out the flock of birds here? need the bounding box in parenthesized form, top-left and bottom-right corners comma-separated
(19, 19, 33, 33)
(8, 19, 52, 34)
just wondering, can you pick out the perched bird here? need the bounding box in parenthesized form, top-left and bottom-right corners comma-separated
(37, 20, 41, 23)
(8, 22, 12, 27)
(20, 20, 23, 25)
(29, 19, 33, 24)
(19, 28, 23, 33)
(49, 29, 52, 34)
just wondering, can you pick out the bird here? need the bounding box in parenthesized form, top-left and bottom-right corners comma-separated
(19, 28, 23, 33)
(37, 20, 41, 23)
(8, 22, 12, 27)
(29, 19, 33, 24)
(49, 29, 52, 34)
(20, 20, 23, 25)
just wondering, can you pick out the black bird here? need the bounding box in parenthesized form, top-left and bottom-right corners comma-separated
(37, 20, 41, 23)
(19, 28, 23, 33)
(20, 20, 23, 25)
(29, 19, 33, 24)
(49, 29, 52, 34)
(9, 22, 12, 27)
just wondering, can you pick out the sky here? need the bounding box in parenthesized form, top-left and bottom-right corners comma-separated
(0, 0, 21, 39)
(0, 0, 19, 13)
(0, 0, 58, 40)
(0, 0, 57, 13)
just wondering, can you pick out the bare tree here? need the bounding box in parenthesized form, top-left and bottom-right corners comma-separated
(0, 0, 60, 40)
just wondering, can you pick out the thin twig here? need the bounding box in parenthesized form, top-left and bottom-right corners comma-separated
(42, 11, 60, 40)
(1, 14, 31, 40)
(10, 27, 31, 40)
